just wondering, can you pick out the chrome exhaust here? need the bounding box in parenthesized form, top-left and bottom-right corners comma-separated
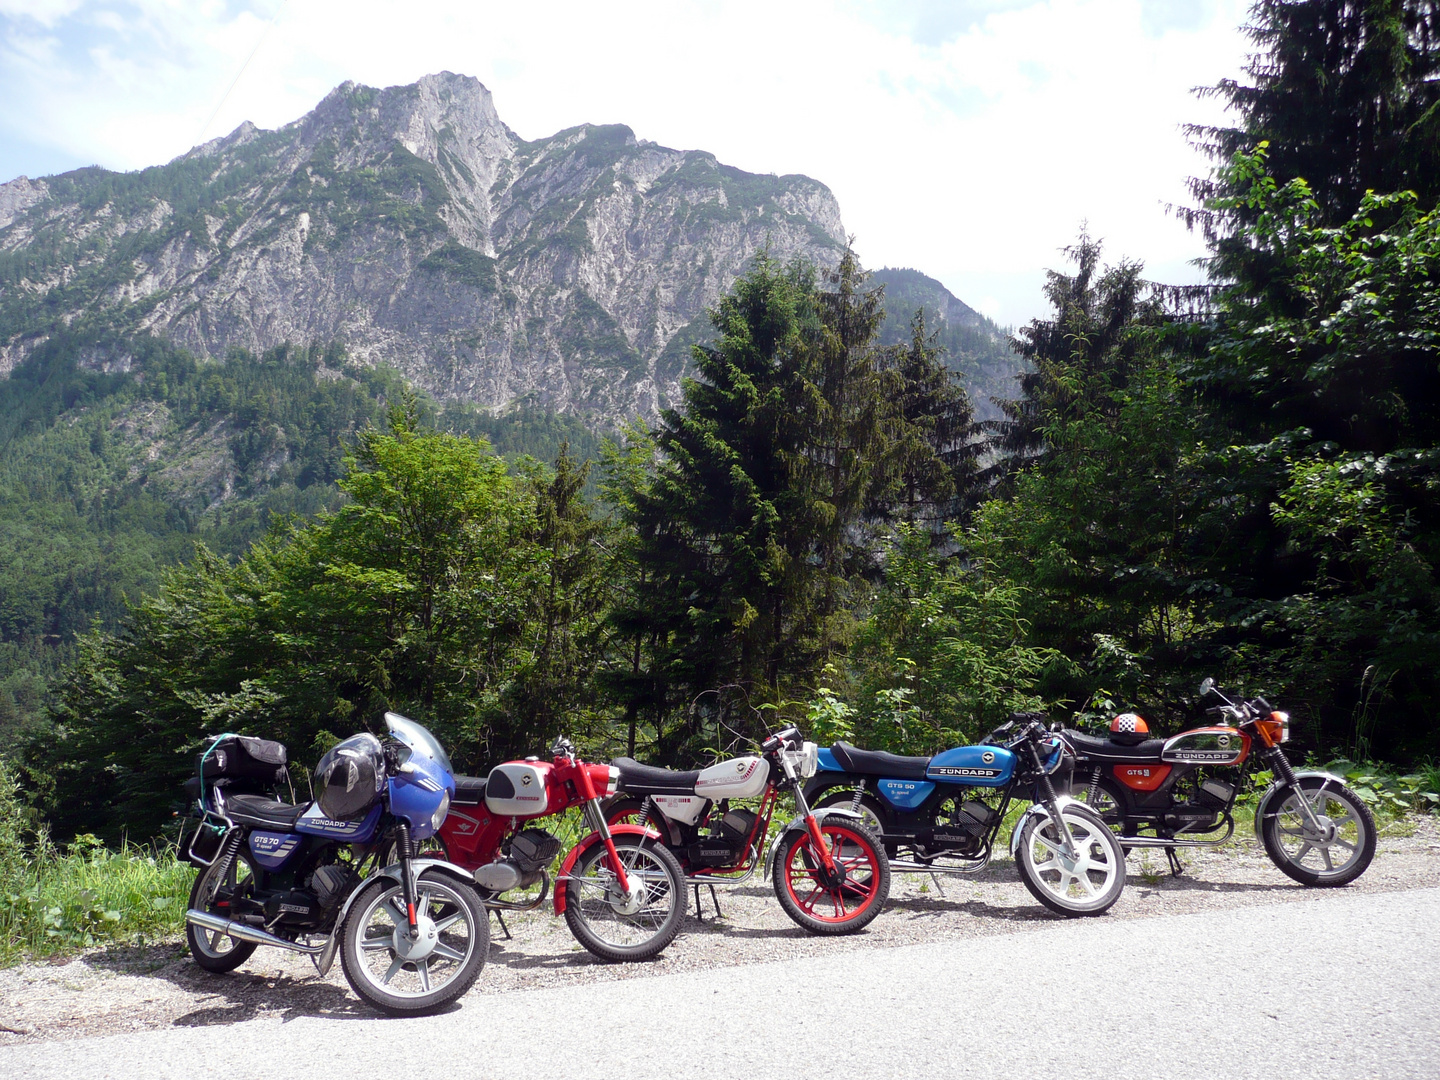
(185, 908, 326, 955)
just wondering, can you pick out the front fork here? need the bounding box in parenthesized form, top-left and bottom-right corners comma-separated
(1262, 747, 1326, 831)
(791, 777, 841, 877)
(579, 780, 632, 893)
(1034, 748, 1079, 859)
(394, 822, 420, 935)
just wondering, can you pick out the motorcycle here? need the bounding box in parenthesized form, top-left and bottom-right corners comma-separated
(1065, 678, 1377, 886)
(803, 713, 1127, 917)
(435, 736, 687, 961)
(181, 713, 489, 1016)
(603, 726, 891, 935)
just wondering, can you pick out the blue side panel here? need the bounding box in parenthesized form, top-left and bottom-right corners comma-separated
(816, 747, 842, 774)
(926, 745, 1016, 787)
(295, 801, 383, 840)
(876, 777, 935, 809)
(249, 830, 302, 870)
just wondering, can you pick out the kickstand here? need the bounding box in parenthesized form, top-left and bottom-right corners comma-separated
(692, 883, 723, 919)
(1166, 849, 1185, 877)
(492, 909, 512, 940)
(929, 872, 946, 897)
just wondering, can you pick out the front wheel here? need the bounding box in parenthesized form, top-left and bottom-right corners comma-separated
(772, 819, 890, 935)
(1260, 778, 1376, 887)
(1014, 803, 1125, 917)
(564, 835, 685, 962)
(340, 871, 489, 1016)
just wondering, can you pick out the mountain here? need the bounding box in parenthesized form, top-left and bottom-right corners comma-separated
(870, 268, 1017, 422)
(0, 73, 848, 422)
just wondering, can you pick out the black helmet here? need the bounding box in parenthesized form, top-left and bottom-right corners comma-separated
(314, 733, 385, 820)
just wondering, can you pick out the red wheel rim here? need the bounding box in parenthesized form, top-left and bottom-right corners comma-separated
(783, 823, 881, 923)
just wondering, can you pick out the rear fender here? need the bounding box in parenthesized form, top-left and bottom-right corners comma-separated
(1252, 770, 1346, 839)
(318, 858, 477, 977)
(1008, 796, 1090, 858)
(553, 824, 657, 914)
(762, 808, 866, 878)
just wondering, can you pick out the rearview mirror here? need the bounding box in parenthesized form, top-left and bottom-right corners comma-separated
(1198, 677, 1215, 698)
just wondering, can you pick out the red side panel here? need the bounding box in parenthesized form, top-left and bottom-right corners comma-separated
(1113, 763, 1172, 791)
(552, 824, 655, 914)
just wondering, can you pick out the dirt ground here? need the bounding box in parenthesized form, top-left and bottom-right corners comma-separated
(2, 816, 1435, 1043)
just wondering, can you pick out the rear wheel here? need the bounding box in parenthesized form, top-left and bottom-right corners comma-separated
(564, 835, 685, 961)
(811, 790, 891, 853)
(772, 819, 890, 935)
(1014, 803, 1125, 917)
(186, 846, 260, 973)
(340, 871, 488, 1016)
(1260, 778, 1376, 887)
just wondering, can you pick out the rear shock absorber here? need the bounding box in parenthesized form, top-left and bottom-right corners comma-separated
(204, 829, 243, 905)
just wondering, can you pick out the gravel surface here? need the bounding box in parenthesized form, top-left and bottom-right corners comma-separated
(2, 816, 1435, 1043)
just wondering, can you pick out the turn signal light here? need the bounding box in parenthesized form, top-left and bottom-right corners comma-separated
(1256, 711, 1290, 746)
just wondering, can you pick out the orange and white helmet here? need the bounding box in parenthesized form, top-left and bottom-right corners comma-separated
(1110, 712, 1149, 736)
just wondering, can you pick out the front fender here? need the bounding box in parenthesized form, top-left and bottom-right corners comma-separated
(1008, 796, 1089, 858)
(552, 825, 657, 914)
(762, 808, 866, 879)
(1252, 770, 1347, 839)
(317, 858, 476, 977)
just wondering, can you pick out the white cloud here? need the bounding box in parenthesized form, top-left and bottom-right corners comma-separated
(0, 0, 1252, 324)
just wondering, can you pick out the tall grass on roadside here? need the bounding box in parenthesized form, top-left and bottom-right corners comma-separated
(0, 760, 192, 965)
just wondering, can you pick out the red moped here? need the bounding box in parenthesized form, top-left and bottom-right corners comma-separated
(435, 736, 686, 961)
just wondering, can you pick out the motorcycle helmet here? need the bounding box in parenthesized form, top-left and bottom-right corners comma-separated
(1109, 712, 1150, 746)
(314, 733, 385, 820)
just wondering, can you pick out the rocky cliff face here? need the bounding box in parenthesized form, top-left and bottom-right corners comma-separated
(0, 73, 848, 420)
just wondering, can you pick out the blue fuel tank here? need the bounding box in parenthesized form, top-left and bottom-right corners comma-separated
(925, 745, 1016, 788)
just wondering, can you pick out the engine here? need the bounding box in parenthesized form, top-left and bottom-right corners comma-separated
(684, 808, 757, 868)
(915, 799, 998, 858)
(474, 828, 562, 893)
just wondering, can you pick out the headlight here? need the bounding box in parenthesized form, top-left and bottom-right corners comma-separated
(431, 791, 450, 830)
(801, 742, 818, 779)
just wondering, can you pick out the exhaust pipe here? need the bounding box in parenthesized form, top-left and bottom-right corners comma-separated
(186, 908, 325, 956)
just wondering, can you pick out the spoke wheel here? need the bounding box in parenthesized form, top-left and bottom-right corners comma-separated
(772, 820, 891, 935)
(186, 845, 260, 973)
(340, 872, 488, 1015)
(564, 834, 684, 962)
(1261, 778, 1376, 887)
(1015, 803, 1125, 917)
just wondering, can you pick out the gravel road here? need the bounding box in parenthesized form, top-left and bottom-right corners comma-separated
(1, 817, 1436, 1077)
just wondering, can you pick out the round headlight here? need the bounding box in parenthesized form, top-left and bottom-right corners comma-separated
(431, 791, 451, 831)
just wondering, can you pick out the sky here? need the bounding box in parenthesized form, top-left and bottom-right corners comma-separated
(0, 0, 1254, 326)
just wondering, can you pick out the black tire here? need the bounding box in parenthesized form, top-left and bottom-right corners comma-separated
(1014, 803, 1126, 917)
(563, 834, 685, 962)
(340, 871, 489, 1016)
(185, 847, 260, 973)
(772, 818, 890, 935)
(1260, 777, 1377, 887)
(811, 790, 892, 854)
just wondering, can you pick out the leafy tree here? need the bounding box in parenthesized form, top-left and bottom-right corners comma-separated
(33, 411, 615, 840)
(1188, 0, 1440, 231)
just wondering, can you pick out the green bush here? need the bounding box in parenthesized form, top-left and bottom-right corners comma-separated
(0, 761, 191, 964)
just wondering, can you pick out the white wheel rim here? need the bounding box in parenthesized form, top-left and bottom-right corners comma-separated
(351, 881, 476, 999)
(1026, 812, 1120, 908)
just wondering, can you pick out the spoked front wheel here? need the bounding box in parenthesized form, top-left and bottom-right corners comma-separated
(772, 819, 890, 935)
(340, 871, 489, 1016)
(1014, 803, 1125, 917)
(563, 835, 685, 962)
(1260, 778, 1376, 887)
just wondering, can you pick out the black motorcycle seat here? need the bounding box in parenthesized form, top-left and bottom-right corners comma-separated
(830, 742, 932, 781)
(611, 757, 703, 796)
(225, 794, 308, 827)
(452, 775, 487, 806)
(1065, 730, 1167, 762)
